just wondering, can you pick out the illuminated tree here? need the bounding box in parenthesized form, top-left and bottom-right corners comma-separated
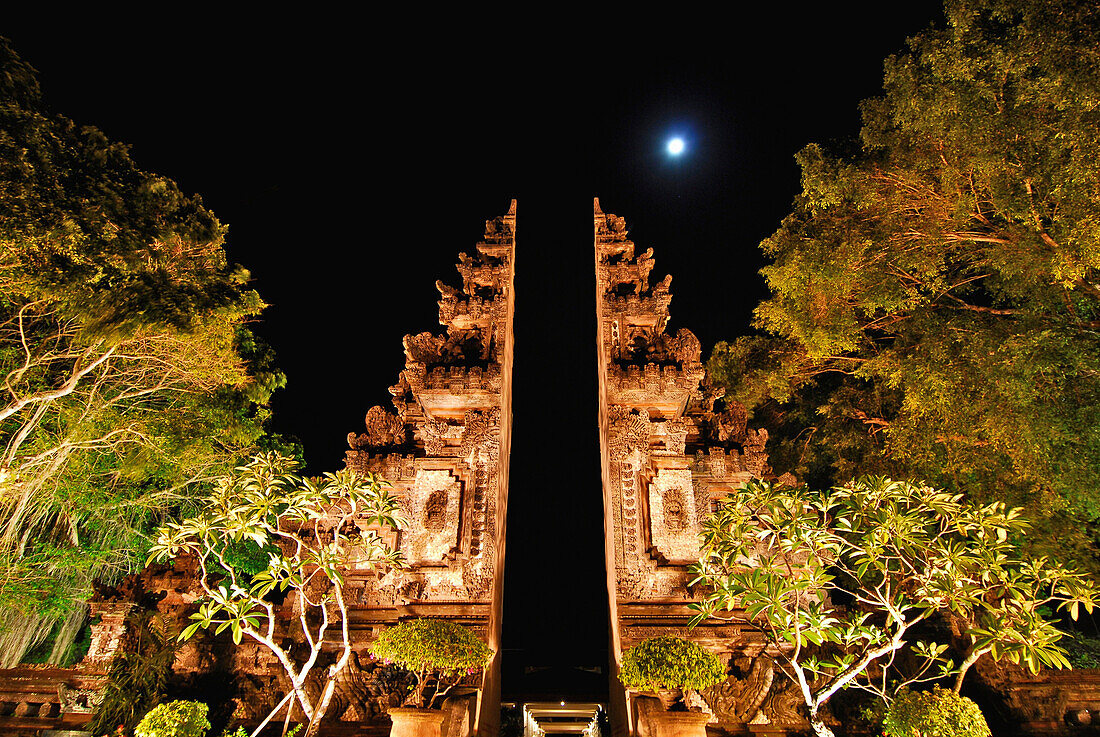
(617, 636, 725, 711)
(708, 0, 1100, 565)
(148, 453, 404, 737)
(0, 37, 284, 664)
(690, 477, 1097, 737)
(368, 618, 493, 710)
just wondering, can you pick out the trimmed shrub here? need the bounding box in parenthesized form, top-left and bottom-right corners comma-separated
(883, 687, 991, 737)
(369, 618, 493, 708)
(134, 700, 210, 737)
(618, 636, 726, 692)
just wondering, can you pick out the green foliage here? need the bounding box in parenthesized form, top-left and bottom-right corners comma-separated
(883, 687, 991, 737)
(88, 612, 177, 736)
(135, 700, 211, 737)
(369, 618, 493, 708)
(220, 727, 299, 737)
(707, 0, 1100, 569)
(0, 38, 284, 662)
(148, 453, 405, 737)
(210, 538, 281, 582)
(690, 477, 1097, 736)
(618, 636, 726, 694)
(23, 614, 93, 666)
(1062, 632, 1100, 669)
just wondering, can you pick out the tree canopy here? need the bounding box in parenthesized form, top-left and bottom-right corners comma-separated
(0, 38, 285, 665)
(708, 0, 1100, 563)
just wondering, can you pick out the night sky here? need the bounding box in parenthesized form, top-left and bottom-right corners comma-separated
(5, 6, 943, 697)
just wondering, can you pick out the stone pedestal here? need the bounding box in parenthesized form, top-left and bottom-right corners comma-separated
(649, 711, 711, 737)
(389, 707, 448, 737)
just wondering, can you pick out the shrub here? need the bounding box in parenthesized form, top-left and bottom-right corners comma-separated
(883, 687, 991, 737)
(134, 700, 210, 737)
(618, 636, 726, 694)
(369, 618, 493, 708)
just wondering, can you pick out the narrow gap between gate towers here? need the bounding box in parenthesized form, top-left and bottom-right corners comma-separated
(501, 196, 611, 704)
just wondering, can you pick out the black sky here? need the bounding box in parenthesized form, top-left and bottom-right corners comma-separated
(4, 6, 944, 696)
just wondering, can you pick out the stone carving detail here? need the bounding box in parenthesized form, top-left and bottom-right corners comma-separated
(403, 329, 491, 367)
(618, 328, 702, 368)
(422, 417, 450, 455)
(758, 677, 806, 726)
(662, 488, 687, 531)
(701, 656, 774, 724)
(424, 490, 448, 532)
(653, 418, 690, 455)
(348, 405, 407, 450)
(741, 428, 770, 477)
(672, 328, 702, 365)
(404, 331, 444, 364)
(647, 468, 699, 562)
(460, 408, 500, 460)
(609, 406, 651, 458)
(402, 470, 462, 563)
(711, 401, 748, 444)
(58, 683, 102, 714)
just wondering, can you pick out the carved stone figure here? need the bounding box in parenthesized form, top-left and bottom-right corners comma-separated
(403, 331, 444, 364)
(354, 405, 407, 448)
(712, 402, 748, 444)
(672, 328, 702, 365)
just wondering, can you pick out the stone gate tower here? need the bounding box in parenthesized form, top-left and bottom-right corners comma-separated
(343, 200, 517, 736)
(594, 199, 803, 736)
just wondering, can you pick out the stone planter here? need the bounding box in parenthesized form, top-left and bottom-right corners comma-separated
(656, 687, 684, 711)
(388, 706, 448, 737)
(649, 710, 711, 737)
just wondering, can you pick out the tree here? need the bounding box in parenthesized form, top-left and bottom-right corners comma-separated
(617, 636, 726, 711)
(0, 38, 284, 664)
(368, 618, 493, 710)
(707, 0, 1100, 565)
(689, 477, 1097, 737)
(148, 453, 405, 737)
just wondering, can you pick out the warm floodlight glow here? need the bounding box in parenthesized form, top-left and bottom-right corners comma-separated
(667, 137, 685, 155)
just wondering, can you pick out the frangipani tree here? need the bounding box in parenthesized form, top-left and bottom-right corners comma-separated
(148, 453, 405, 737)
(689, 477, 1096, 737)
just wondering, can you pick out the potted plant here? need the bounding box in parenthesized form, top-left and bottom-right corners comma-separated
(369, 618, 493, 737)
(619, 636, 726, 737)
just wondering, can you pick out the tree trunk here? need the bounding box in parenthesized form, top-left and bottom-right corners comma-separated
(808, 707, 836, 737)
(304, 676, 338, 737)
(954, 648, 986, 693)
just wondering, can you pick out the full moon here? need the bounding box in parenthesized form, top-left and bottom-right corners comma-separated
(667, 137, 685, 155)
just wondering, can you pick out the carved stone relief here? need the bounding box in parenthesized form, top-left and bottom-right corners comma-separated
(646, 468, 699, 563)
(403, 469, 463, 564)
(348, 405, 407, 450)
